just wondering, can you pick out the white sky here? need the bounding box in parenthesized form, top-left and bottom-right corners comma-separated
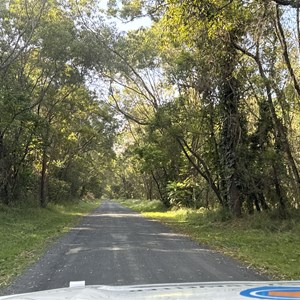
(113, 17, 152, 32)
(98, 0, 152, 32)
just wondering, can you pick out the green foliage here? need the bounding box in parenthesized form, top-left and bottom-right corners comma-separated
(107, 0, 300, 218)
(117, 198, 166, 212)
(167, 181, 192, 207)
(0, 0, 117, 207)
(0, 0, 300, 254)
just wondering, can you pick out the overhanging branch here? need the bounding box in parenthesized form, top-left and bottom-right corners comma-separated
(272, 0, 300, 8)
(109, 85, 149, 126)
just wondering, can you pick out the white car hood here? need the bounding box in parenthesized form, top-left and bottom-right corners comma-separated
(1, 281, 299, 300)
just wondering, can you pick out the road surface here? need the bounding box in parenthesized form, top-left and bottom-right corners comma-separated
(2, 201, 267, 295)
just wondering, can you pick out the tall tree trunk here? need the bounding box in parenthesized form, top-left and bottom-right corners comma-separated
(233, 38, 300, 200)
(0, 132, 11, 205)
(144, 175, 153, 200)
(0, 133, 5, 203)
(176, 136, 224, 206)
(151, 170, 168, 206)
(256, 56, 300, 199)
(272, 162, 287, 218)
(297, 6, 300, 55)
(219, 42, 243, 217)
(40, 147, 47, 208)
(0, 132, 4, 161)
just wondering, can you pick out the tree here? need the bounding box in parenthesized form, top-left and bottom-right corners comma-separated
(102, 0, 300, 216)
(0, 0, 117, 206)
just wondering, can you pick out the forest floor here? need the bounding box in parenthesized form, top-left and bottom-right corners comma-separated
(0, 200, 100, 288)
(117, 199, 300, 280)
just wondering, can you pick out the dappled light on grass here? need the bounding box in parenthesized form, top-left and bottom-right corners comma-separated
(117, 199, 167, 213)
(119, 199, 300, 280)
(144, 209, 190, 223)
(49, 202, 99, 217)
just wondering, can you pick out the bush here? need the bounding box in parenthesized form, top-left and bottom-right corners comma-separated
(47, 177, 72, 203)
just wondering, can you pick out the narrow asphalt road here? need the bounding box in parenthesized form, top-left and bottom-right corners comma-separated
(3, 201, 266, 295)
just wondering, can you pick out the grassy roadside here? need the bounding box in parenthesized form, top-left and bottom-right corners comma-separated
(117, 199, 300, 280)
(0, 200, 101, 288)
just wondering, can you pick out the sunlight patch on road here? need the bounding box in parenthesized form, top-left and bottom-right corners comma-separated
(157, 232, 186, 237)
(89, 213, 142, 218)
(71, 227, 95, 231)
(66, 247, 86, 255)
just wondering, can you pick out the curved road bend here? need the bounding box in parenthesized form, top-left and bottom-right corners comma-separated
(3, 201, 267, 295)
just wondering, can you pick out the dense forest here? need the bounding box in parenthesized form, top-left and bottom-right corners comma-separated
(1, 0, 300, 218)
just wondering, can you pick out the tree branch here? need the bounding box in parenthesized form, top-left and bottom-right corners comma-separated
(175, 136, 223, 205)
(272, 0, 300, 8)
(109, 84, 149, 126)
(275, 5, 300, 97)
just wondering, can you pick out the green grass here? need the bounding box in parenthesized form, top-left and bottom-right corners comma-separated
(0, 200, 100, 288)
(117, 199, 167, 212)
(117, 199, 300, 280)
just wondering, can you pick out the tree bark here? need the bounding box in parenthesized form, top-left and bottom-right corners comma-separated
(256, 56, 300, 194)
(151, 171, 167, 206)
(272, 163, 287, 217)
(233, 41, 300, 205)
(297, 7, 300, 54)
(272, 0, 300, 8)
(40, 147, 47, 208)
(219, 42, 242, 217)
(176, 137, 224, 206)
